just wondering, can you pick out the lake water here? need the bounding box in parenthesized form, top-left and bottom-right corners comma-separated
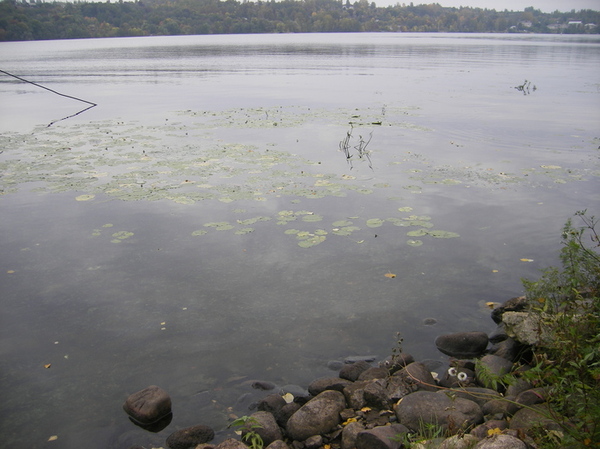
(0, 33, 599, 447)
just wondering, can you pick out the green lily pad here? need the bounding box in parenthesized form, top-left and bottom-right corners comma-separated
(407, 239, 423, 247)
(192, 230, 208, 236)
(297, 235, 326, 248)
(332, 220, 353, 227)
(302, 214, 323, 222)
(428, 230, 460, 238)
(407, 229, 428, 237)
(234, 228, 254, 235)
(75, 194, 95, 201)
(366, 218, 384, 228)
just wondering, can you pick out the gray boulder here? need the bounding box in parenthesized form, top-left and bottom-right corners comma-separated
(355, 424, 409, 449)
(475, 355, 513, 390)
(308, 377, 353, 396)
(340, 360, 372, 381)
(435, 331, 489, 358)
(166, 424, 215, 449)
(123, 385, 172, 425)
(473, 434, 526, 449)
(286, 390, 346, 441)
(438, 434, 480, 449)
(394, 362, 438, 392)
(214, 438, 251, 449)
(341, 421, 365, 449)
(395, 391, 483, 433)
(509, 404, 562, 433)
(248, 411, 283, 446)
(265, 441, 291, 449)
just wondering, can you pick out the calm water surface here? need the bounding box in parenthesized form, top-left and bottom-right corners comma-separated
(0, 33, 599, 447)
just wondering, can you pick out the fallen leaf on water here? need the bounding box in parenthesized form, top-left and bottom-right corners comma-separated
(44, 364, 51, 369)
(384, 272, 396, 278)
(520, 258, 534, 262)
(492, 269, 499, 273)
(282, 393, 294, 403)
(48, 435, 58, 441)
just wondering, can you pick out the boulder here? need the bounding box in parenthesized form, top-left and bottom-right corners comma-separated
(394, 362, 437, 392)
(286, 390, 346, 441)
(357, 367, 388, 381)
(395, 391, 483, 434)
(214, 438, 251, 449)
(475, 355, 513, 390)
(490, 296, 527, 324)
(166, 424, 215, 449)
(508, 404, 562, 433)
(341, 421, 365, 449)
(339, 360, 372, 381)
(355, 424, 409, 449)
(275, 402, 302, 427)
(307, 377, 352, 396)
(501, 312, 551, 346)
(257, 394, 287, 414)
(438, 434, 480, 449)
(473, 434, 526, 449)
(363, 379, 390, 410)
(265, 441, 291, 449)
(343, 381, 369, 410)
(435, 331, 489, 358)
(443, 388, 500, 408)
(470, 420, 508, 439)
(123, 385, 172, 425)
(247, 411, 283, 446)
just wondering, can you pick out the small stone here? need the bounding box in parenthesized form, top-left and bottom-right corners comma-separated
(340, 360, 371, 381)
(473, 434, 526, 449)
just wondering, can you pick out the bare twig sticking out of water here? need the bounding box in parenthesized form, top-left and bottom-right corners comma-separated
(339, 125, 373, 170)
(0, 69, 97, 126)
(514, 79, 537, 95)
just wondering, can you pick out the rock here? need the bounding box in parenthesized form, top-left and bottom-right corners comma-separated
(257, 394, 287, 414)
(252, 381, 276, 391)
(343, 381, 369, 410)
(491, 296, 527, 324)
(363, 379, 390, 410)
(481, 397, 513, 417)
(394, 362, 437, 392)
(286, 390, 346, 441)
(444, 388, 500, 408)
(304, 435, 323, 449)
(166, 424, 215, 449)
(435, 331, 489, 358)
(214, 438, 250, 449)
(514, 388, 546, 408)
(248, 411, 283, 446)
(473, 434, 526, 449)
(357, 367, 388, 381)
(438, 434, 480, 449)
(123, 385, 172, 425)
(475, 355, 513, 390)
(470, 420, 508, 439)
(487, 338, 527, 363)
(379, 353, 415, 374)
(385, 373, 416, 402)
(275, 402, 302, 427)
(501, 312, 551, 346)
(345, 355, 378, 364)
(341, 421, 365, 449)
(307, 377, 353, 396)
(395, 391, 483, 434)
(340, 360, 372, 381)
(508, 404, 562, 432)
(265, 441, 291, 449)
(355, 424, 409, 449)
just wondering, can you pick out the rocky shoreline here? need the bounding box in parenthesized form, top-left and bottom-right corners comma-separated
(125, 295, 559, 449)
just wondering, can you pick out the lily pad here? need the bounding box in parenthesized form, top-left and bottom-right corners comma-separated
(428, 230, 460, 238)
(366, 218, 384, 228)
(192, 230, 208, 236)
(407, 239, 423, 247)
(75, 194, 95, 201)
(407, 229, 428, 237)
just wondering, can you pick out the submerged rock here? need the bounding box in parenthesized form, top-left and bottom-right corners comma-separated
(166, 424, 214, 449)
(435, 331, 489, 358)
(123, 385, 172, 426)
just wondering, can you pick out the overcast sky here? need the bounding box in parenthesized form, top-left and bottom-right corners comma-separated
(372, 0, 600, 12)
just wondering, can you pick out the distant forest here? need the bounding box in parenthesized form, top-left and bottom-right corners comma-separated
(1, 0, 599, 41)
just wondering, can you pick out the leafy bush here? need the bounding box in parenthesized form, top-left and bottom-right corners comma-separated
(520, 210, 600, 447)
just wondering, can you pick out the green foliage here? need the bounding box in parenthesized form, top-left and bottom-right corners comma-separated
(0, 0, 599, 41)
(518, 211, 600, 447)
(229, 415, 264, 449)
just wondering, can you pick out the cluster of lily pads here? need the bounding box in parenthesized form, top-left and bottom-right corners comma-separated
(190, 207, 459, 248)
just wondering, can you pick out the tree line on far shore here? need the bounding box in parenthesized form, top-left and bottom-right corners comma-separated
(1, 0, 599, 41)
